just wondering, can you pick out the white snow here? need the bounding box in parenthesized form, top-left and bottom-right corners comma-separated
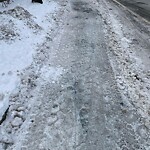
(40, 66, 64, 82)
(0, 0, 59, 121)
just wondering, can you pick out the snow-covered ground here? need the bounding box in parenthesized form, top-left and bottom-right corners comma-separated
(0, 0, 60, 125)
(96, 0, 150, 128)
(0, 0, 150, 149)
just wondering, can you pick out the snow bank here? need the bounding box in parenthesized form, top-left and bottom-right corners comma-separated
(0, 0, 59, 122)
(97, 0, 150, 128)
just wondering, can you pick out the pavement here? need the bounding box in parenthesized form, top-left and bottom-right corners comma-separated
(114, 0, 150, 21)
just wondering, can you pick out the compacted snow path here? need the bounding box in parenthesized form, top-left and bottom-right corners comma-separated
(0, 0, 150, 149)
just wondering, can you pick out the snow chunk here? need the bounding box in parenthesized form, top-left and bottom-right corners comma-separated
(11, 117, 23, 127)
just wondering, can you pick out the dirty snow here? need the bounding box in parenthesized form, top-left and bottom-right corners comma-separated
(96, 0, 150, 128)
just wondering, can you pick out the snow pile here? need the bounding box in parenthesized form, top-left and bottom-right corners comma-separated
(0, 0, 59, 125)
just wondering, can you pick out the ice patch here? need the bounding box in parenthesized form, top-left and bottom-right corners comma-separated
(40, 66, 63, 82)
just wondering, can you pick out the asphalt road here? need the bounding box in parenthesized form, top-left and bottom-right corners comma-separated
(115, 0, 150, 21)
(13, 0, 149, 149)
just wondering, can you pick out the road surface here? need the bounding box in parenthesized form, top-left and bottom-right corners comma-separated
(114, 0, 150, 21)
